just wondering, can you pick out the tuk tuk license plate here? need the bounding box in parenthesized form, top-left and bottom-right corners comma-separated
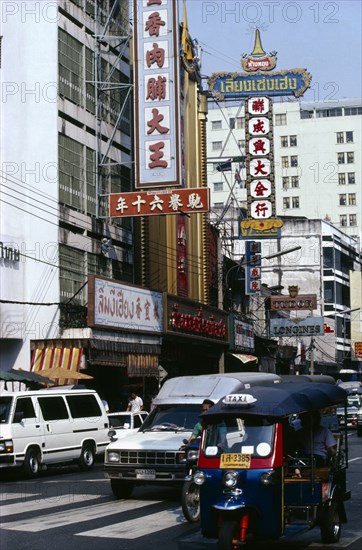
(136, 469, 156, 479)
(220, 453, 251, 469)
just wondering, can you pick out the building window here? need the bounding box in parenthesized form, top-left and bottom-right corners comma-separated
(346, 131, 354, 143)
(283, 198, 290, 209)
(348, 193, 356, 206)
(59, 29, 83, 106)
(291, 176, 299, 188)
(213, 202, 224, 209)
(60, 245, 86, 302)
(292, 197, 299, 208)
(213, 181, 223, 192)
(340, 215, 347, 227)
(290, 156, 298, 167)
(300, 110, 313, 119)
(238, 139, 246, 149)
(349, 214, 357, 226)
(281, 156, 289, 168)
(347, 152, 354, 164)
(348, 172, 355, 184)
(339, 194, 346, 205)
(212, 141, 222, 151)
(290, 135, 297, 147)
(336, 132, 344, 143)
(212, 120, 222, 130)
(85, 47, 95, 114)
(282, 177, 289, 190)
(338, 173, 346, 185)
(275, 113, 287, 126)
(229, 117, 244, 129)
(59, 134, 83, 210)
(281, 136, 288, 147)
(337, 153, 345, 164)
(344, 107, 362, 116)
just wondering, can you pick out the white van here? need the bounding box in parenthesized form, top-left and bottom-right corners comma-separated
(0, 388, 110, 477)
(104, 372, 281, 498)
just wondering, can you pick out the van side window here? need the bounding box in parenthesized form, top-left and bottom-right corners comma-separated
(13, 397, 36, 423)
(66, 395, 102, 418)
(38, 397, 69, 421)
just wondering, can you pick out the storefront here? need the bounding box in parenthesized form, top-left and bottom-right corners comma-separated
(161, 294, 229, 377)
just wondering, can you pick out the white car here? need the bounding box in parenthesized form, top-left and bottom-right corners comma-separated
(107, 411, 148, 441)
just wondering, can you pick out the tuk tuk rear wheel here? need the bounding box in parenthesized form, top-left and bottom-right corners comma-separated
(181, 481, 200, 523)
(320, 502, 341, 544)
(218, 520, 239, 550)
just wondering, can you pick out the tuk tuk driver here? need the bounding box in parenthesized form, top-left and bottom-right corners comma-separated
(297, 410, 337, 467)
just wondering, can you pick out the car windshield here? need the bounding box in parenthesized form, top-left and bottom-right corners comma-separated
(141, 404, 200, 432)
(0, 396, 13, 423)
(203, 416, 275, 458)
(109, 415, 131, 428)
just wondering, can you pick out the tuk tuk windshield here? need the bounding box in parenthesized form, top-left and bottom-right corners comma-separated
(203, 416, 275, 458)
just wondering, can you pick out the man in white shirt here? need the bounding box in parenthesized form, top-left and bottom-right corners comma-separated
(126, 392, 143, 412)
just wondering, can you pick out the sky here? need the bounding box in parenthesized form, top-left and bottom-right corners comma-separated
(179, 0, 362, 102)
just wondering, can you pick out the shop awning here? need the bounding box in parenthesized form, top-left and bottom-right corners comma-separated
(230, 353, 258, 364)
(31, 347, 84, 385)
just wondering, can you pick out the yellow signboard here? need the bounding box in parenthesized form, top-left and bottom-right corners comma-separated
(220, 453, 251, 469)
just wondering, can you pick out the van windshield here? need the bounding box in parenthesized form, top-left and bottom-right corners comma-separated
(203, 416, 275, 458)
(0, 397, 13, 423)
(141, 404, 200, 432)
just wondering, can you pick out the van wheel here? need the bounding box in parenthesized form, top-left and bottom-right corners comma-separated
(320, 502, 341, 543)
(78, 443, 95, 471)
(111, 479, 134, 499)
(218, 520, 239, 550)
(23, 448, 41, 478)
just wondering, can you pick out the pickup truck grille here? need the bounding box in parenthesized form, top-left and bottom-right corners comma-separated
(119, 450, 179, 465)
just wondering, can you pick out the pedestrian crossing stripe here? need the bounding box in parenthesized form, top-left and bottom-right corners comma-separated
(1, 493, 103, 518)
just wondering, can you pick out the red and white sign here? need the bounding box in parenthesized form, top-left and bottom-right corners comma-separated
(109, 187, 209, 217)
(133, 0, 181, 188)
(247, 96, 270, 115)
(248, 117, 270, 135)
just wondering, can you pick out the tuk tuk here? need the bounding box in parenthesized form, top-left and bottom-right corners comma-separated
(193, 381, 349, 548)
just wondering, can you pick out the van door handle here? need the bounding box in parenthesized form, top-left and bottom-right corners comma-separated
(36, 425, 40, 428)
(46, 424, 52, 432)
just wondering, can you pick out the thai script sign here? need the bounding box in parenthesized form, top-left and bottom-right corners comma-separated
(270, 294, 317, 311)
(208, 69, 311, 101)
(133, 0, 181, 188)
(270, 317, 324, 337)
(233, 318, 254, 351)
(165, 294, 229, 342)
(88, 276, 163, 333)
(109, 187, 209, 217)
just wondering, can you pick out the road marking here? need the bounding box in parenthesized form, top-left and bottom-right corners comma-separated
(0, 493, 102, 517)
(348, 456, 362, 463)
(0, 493, 39, 503)
(0, 499, 162, 532)
(76, 506, 186, 539)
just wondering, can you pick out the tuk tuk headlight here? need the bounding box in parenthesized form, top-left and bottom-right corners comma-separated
(187, 449, 199, 463)
(260, 471, 275, 486)
(223, 471, 239, 488)
(193, 471, 206, 485)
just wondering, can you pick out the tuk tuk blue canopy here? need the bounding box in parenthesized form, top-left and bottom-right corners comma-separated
(202, 382, 348, 419)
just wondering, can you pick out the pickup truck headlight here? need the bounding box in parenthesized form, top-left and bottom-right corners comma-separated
(0, 440, 13, 453)
(187, 449, 199, 463)
(107, 451, 120, 463)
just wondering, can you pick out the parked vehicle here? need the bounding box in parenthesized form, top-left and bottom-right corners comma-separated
(104, 372, 282, 499)
(181, 438, 201, 522)
(336, 394, 361, 429)
(107, 411, 148, 441)
(0, 388, 109, 477)
(193, 381, 349, 548)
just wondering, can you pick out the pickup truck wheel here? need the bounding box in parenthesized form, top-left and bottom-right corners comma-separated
(23, 448, 41, 478)
(111, 479, 134, 499)
(320, 502, 341, 543)
(78, 443, 95, 471)
(218, 520, 239, 550)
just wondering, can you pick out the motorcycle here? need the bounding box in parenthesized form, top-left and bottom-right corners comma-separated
(192, 381, 349, 548)
(181, 439, 200, 522)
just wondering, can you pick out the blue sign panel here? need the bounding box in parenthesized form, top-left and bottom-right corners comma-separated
(209, 69, 311, 100)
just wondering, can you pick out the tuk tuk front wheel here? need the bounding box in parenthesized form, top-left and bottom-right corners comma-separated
(218, 520, 240, 550)
(181, 481, 200, 523)
(320, 502, 342, 544)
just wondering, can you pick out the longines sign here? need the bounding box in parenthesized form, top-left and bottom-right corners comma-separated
(270, 318, 324, 337)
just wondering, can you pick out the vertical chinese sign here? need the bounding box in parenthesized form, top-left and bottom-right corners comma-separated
(245, 240, 261, 295)
(133, 0, 181, 189)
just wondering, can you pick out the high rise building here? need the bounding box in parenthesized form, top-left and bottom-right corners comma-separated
(0, 0, 133, 369)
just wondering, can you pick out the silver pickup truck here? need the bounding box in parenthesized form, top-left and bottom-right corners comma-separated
(104, 372, 282, 499)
